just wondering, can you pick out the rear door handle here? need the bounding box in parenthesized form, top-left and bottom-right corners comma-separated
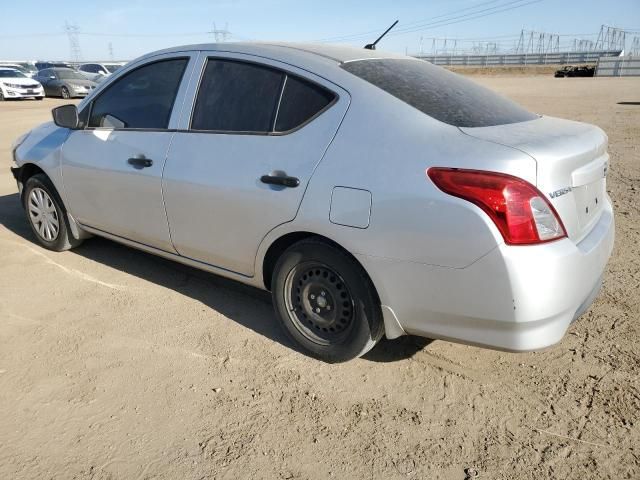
(260, 172, 300, 188)
(127, 155, 153, 169)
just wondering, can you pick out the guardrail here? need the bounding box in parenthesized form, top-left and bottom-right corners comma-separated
(415, 51, 622, 66)
(596, 57, 640, 76)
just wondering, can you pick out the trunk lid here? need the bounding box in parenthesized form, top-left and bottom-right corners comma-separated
(461, 116, 608, 243)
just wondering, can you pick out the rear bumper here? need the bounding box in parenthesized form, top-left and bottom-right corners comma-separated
(358, 200, 615, 351)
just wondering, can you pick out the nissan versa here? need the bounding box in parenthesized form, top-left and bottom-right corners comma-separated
(10, 43, 614, 362)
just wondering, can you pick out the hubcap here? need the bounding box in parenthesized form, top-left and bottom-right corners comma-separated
(28, 187, 59, 242)
(284, 262, 355, 345)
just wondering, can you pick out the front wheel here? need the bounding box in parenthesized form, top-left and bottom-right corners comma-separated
(272, 239, 384, 362)
(60, 87, 70, 99)
(23, 174, 82, 251)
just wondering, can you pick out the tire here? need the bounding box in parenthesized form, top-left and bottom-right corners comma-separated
(271, 238, 384, 362)
(61, 87, 70, 99)
(35, 96, 44, 101)
(0, 91, 4, 101)
(23, 174, 82, 251)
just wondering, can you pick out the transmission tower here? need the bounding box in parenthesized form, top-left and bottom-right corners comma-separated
(516, 30, 559, 54)
(209, 22, 231, 43)
(108, 42, 114, 61)
(595, 25, 626, 51)
(630, 37, 640, 56)
(65, 21, 82, 63)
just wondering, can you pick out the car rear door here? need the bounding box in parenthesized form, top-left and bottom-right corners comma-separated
(60, 53, 197, 252)
(162, 51, 349, 276)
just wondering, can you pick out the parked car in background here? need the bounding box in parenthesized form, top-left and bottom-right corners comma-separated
(0, 63, 36, 77)
(555, 65, 596, 78)
(10, 43, 614, 362)
(33, 68, 97, 98)
(554, 66, 573, 78)
(78, 63, 123, 81)
(35, 61, 75, 71)
(0, 67, 44, 100)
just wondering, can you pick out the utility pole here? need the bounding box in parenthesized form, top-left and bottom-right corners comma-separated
(108, 42, 114, 61)
(65, 21, 82, 63)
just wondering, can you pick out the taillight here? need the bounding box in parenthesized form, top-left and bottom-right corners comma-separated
(427, 168, 566, 245)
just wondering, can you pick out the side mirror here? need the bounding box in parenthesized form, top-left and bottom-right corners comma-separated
(52, 104, 79, 129)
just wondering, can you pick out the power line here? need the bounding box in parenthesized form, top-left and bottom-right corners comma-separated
(317, 0, 509, 42)
(318, 0, 543, 43)
(387, 0, 544, 37)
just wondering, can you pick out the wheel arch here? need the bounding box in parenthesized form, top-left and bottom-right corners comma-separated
(261, 231, 378, 304)
(14, 163, 47, 198)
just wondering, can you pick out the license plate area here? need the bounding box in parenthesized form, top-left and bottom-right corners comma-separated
(573, 178, 605, 229)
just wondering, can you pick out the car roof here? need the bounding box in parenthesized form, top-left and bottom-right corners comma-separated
(137, 42, 408, 65)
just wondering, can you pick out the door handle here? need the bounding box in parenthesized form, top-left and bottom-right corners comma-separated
(127, 156, 153, 169)
(260, 171, 300, 188)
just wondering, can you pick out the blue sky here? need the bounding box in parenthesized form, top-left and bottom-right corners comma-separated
(1, 0, 639, 60)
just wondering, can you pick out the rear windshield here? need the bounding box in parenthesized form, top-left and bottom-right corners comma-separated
(341, 59, 537, 128)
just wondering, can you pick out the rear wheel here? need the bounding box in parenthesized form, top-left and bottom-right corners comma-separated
(23, 174, 82, 251)
(272, 239, 384, 362)
(61, 87, 70, 99)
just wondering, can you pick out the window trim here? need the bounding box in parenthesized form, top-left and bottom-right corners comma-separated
(83, 56, 190, 132)
(188, 56, 339, 136)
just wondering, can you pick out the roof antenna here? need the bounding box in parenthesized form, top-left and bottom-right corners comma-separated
(364, 20, 399, 50)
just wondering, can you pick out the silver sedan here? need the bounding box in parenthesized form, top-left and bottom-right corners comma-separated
(10, 43, 614, 362)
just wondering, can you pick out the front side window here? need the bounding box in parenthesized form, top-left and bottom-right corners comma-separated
(191, 58, 336, 134)
(341, 59, 537, 128)
(88, 58, 188, 129)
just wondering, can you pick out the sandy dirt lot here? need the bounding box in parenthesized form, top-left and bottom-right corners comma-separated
(0, 76, 639, 480)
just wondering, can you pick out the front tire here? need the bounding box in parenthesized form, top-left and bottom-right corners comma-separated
(60, 87, 70, 99)
(272, 239, 384, 362)
(23, 174, 82, 251)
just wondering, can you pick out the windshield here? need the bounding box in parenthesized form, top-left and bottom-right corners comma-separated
(0, 69, 27, 78)
(341, 59, 537, 128)
(57, 69, 86, 80)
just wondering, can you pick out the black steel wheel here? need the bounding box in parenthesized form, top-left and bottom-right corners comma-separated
(272, 238, 384, 362)
(284, 261, 356, 345)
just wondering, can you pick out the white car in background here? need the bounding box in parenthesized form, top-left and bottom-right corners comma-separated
(0, 67, 44, 100)
(78, 63, 123, 82)
(0, 63, 36, 78)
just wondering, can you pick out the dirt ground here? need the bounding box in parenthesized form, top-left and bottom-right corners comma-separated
(0, 76, 638, 480)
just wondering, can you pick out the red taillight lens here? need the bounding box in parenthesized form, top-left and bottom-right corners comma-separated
(427, 168, 566, 245)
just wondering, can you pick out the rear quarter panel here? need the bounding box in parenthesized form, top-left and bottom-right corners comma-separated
(259, 80, 537, 274)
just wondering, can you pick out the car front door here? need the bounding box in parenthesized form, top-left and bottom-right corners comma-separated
(162, 52, 349, 276)
(36, 69, 55, 95)
(60, 53, 197, 252)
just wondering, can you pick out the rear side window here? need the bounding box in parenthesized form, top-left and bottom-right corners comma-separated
(88, 58, 187, 129)
(341, 59, 537, 128)
(275, 76, 335, 132)
(191, 58, 336, 133)
(191, 60, 283, 133)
